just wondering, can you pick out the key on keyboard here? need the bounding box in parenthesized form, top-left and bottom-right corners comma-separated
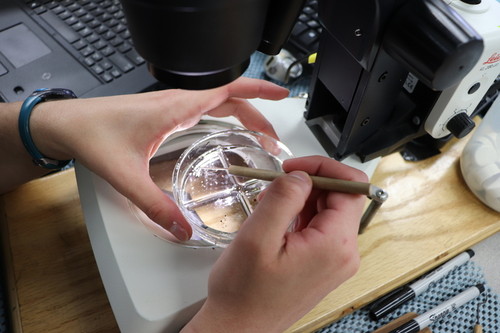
(25, 0, 145, 84)
(285, 0, 322, 60)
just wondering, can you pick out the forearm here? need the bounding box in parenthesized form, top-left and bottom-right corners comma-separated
(0, 102, 52, 194)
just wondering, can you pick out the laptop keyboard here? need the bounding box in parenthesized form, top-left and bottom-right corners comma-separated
(23, 0, 145, 84)
(285, 0, 322, 59)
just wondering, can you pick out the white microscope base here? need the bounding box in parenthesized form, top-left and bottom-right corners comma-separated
(75, 97, 379, 332)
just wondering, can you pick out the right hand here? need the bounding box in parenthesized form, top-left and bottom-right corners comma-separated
(182, 156, 368, 332)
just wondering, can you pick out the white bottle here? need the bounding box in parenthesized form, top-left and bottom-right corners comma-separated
(461, 96, 500, 212)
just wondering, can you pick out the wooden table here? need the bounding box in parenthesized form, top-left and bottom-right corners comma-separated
(1, 135, 499, 333)
(0, 169, 118, 333)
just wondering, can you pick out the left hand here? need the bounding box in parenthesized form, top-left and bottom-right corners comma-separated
(30, 77, 289, 240)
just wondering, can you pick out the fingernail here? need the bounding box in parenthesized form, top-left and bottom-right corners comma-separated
(288, 171, 311, 184)
(168, 221, 189, 241)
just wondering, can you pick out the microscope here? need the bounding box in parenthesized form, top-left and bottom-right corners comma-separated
(120, 0, 500, 163)
(75, 0, 500, 331)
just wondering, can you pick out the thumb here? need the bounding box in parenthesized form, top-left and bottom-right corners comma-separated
(111, 170, 192, 241)
(239, 171, 312, 249)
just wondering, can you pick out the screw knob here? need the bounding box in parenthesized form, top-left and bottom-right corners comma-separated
(446, 112, 475, 138)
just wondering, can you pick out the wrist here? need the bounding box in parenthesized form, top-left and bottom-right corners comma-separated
(19, 88, 76, 169)
(29, 100, 73, 161)
(181, 300, 289, 333)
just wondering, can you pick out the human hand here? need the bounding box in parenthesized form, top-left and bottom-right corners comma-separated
(182, 156, 368, 332)
(30, 77, 289, 240)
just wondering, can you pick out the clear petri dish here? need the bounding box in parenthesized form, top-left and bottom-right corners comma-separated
(129, 120, 246, 248)
(173, 130, 294, 247)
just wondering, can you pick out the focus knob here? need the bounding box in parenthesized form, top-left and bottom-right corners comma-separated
(446, 112, 475, 138)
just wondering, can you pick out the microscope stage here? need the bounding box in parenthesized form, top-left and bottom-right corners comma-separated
(75, 97, 378, 332)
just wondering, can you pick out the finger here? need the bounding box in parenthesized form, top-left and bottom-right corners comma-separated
(291, 201, 318, 232)
(196, 77, 289, 117)
(238, 171, 312, 250)
(173, 77, 289, 117)
(207, 98, 279, 139)
(133, 180, 192, 241)
(283, 156, 367, 234)
(224, 77, 290, 100)
(309, 194, 365, 239)
(105, 164, 192, 241)
(283, 156, 368, 207)
(154, 78, 288, 134)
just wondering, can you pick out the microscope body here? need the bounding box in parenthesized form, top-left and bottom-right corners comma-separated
(119, 0, 500, 162)
(425, 0, 500, 139)
(304, 0, 499, 161)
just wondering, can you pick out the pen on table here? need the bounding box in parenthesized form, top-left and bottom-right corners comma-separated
(369, 249, 475, 320)
(388, 284, 485, 333)
(213, 165, 380, 196)
(371, 312, 432, 333)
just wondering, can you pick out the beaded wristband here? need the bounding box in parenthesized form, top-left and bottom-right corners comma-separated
(18, 88, 77, 169)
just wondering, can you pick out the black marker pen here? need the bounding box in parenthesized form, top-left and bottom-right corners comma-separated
(369, 249, 475, 320)
(388, 284, 484, 333)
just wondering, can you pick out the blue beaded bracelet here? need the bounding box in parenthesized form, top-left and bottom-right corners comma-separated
(18, 88, 77, 169)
